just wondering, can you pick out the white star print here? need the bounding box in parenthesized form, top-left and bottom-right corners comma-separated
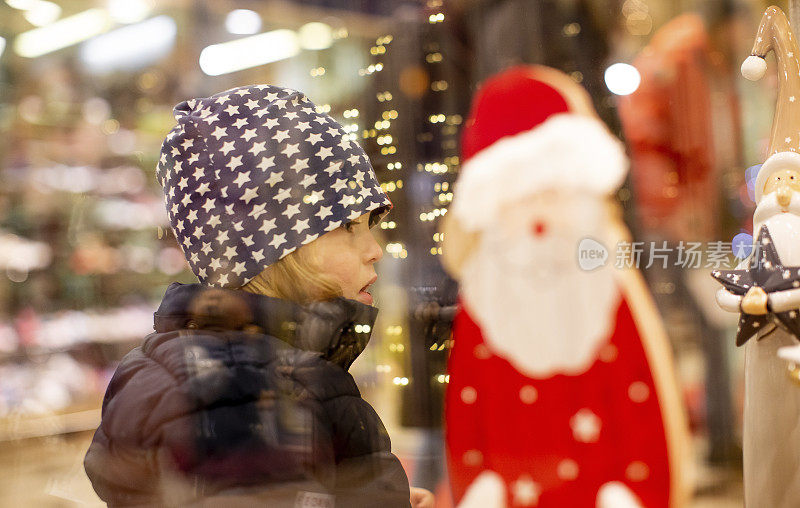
(291, 158, 310, 172)
(249, 203, 267, 219)
(303, 233, 319, 243)
(292, 219, 308, 234)
(282, 144, 300, 157)
(193, 166, 204, 179)
(216, 230, 229, 244)
(347, 154, 361, 165)
(249, 141, 267, 156)
(217, 273, 229, 285)
(234, 89, 249, 96)
(283, 203, 301, 219)
(324, 161, 343, 176)
(220, 140, 236, 155)
(274, 130, 290, 142)
(259, 218, 276, 235)
(233, 171, 251, 187)
(265, 171, 284, 187)
(187, 209, 199, 222)
(196, 182, 210, 196)
(275, 187, 292, 203)
(223, 245, 237, 259)
(307, 132, 323, 145)
(269, 233, 287, 249)
(244, 99, 259, 110)
(242, 128, 258, 141)
(195, 195, 210, 209)
(177, 177, 189, 190)
(285, 111, 298, 120)
(209, 257, 222, 270)
(232, 117, 248, 129)
(227, 156, 243, 171)
(301, 173, 317, 187)
(224, 105, 239, 116)
(181, 138, 194, 150)
(307, 189, 324, 204)
(317, 146, 334, 160)
(254, 107, 270, 118)
(296, 121, 311, 132)
(201, 242, 212, 255)
(257, 156, 275, 171)
(215, 94, 231, 105)
(188, 153, 200, 164)
(241, 187, 258, 203)
(208, 215, 221, 227)
(252, 249, 265, 262)
(326, 127, 340, 137)
(332, 178, 348, 192)
(264, 117, 279, 128)
(316, 206, 333, 220)
(232, 262, 247, 275)
(211, 126, 228, 139)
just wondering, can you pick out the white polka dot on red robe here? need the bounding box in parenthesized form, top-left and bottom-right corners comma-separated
(570, 408, 602, 443)
(557, 459, 579, 480)
(599, 343, 618, 362)
(461, 386, 477, 404)
(463, 449, 483, 466)
(628, 381, 650, 403)
(519, 385, 538, 404)
(626, 461, 649, 482)
(473, 344, 492, 359)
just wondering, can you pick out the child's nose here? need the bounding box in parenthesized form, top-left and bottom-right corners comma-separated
(365, 233, 383, 263)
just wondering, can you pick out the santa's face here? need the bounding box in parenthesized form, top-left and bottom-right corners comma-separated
(459, 191, 620, 378)
(754, 173, 800, 265)
(762, 169, 800, 208)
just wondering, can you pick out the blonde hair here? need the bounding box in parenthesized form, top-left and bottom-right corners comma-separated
(239, 241, 342, 304)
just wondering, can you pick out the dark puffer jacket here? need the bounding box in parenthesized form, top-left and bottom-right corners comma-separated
(84, 282, 411, 507)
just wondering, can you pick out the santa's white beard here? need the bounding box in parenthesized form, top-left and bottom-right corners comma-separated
(460, 197, 620, 378)
(754, 192, 800, 265)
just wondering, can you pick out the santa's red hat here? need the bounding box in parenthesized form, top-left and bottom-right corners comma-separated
(452, 66, 628, 231)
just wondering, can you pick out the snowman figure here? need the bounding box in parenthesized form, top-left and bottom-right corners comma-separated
(441, 65, 691, 508)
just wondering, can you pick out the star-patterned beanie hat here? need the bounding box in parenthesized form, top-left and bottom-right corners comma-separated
(156, 84, 392, 288)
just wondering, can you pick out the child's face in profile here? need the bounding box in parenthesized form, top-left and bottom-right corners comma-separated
(313, 212, 383, 305)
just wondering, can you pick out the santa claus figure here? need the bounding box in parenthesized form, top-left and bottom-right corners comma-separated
(714, 7, 800, 507)
(441, 66, 690, 507)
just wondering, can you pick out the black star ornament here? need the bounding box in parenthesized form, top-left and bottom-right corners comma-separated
(711, 226, 800, 346)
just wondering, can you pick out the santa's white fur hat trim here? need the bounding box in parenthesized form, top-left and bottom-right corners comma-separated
(755, 151, 800, 202)
(452, 113, 628, 231)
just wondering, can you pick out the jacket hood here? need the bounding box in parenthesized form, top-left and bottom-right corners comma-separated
(153, 282, 379, 370)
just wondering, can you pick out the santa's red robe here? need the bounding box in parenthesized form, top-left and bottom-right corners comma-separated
(446, 288, 676, 507)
